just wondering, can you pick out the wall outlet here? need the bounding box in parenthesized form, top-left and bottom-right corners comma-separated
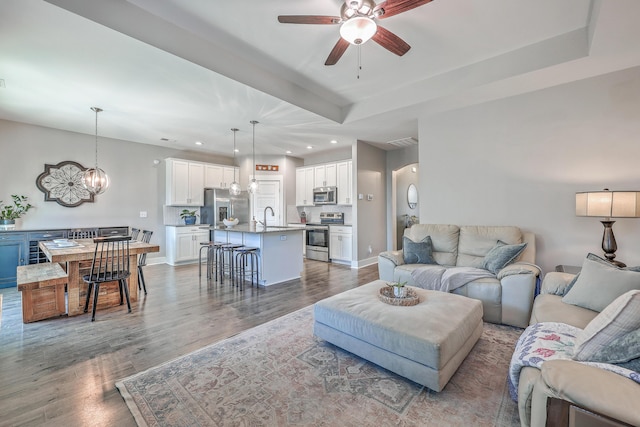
(358, 193, 364, 200)
(280, 235, 287, 241)
(139, 211, 147, 218)
(367, 194, 373, 201)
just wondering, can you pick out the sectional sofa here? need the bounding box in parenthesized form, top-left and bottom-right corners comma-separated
(378, 224, 540, 328)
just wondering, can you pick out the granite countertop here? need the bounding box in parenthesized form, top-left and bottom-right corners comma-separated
(209, 224, 305, 234)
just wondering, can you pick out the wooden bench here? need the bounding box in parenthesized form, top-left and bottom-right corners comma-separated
(17, 263, 67, 323)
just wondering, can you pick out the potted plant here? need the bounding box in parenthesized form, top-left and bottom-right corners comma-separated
(0, 195, 33, 226)
(180, 209, 198, 225)
(387, 281, 407, 298)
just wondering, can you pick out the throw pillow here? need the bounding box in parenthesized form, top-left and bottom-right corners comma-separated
(564, 253, 640, 295)
(403, 236, 436, 265)
(561, 255, 640, 312)
(572, 290, 640, 364)
(481, 240, 527, 275)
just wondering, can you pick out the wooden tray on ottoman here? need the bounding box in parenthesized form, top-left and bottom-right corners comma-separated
(378, 286, 420, 306)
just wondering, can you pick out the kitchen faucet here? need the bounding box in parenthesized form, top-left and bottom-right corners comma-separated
(259, 206, 274, 228)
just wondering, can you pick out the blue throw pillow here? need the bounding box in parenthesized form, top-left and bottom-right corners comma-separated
(403, 236, 436, 265)
(482, 240, 527, 274)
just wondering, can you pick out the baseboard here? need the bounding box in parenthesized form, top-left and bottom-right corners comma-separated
(147, 257, 168, 265)
(354, 256, 377, 269)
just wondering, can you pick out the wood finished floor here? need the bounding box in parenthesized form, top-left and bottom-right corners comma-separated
(0, 260, 379, 427)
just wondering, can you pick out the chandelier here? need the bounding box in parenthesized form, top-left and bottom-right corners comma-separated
(82, 107, 110, 195)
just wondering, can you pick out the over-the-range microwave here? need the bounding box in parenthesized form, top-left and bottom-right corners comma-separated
(313, 186, 337, 205)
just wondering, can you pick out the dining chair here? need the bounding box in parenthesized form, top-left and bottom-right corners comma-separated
(83, 236, 132, 321)
(137, 230, 153, 294)
(69, 228, 98, 239)
(130, 227, 141, 240)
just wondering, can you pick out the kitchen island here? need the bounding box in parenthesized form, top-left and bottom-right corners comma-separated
(207, 225, 304, 286)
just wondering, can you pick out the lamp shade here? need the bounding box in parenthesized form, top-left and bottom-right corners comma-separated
(576, 191, 640, 218)
(340, 16, 377, 45)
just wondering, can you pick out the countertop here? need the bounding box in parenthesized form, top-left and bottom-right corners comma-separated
(208, 225, 305, 234)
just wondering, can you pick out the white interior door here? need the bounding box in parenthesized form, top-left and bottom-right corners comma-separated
(252, 180, 281, 226)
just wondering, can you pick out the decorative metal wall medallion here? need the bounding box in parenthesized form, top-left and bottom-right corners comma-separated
(36, 161, 95, 207)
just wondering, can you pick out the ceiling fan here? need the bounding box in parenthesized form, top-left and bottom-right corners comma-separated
(278, 0, 432, 66)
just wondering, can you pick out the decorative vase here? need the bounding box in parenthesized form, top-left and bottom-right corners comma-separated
(0, 219, 16, 230)
(393, 286, 407, 298)
(184, 216, 196, 225)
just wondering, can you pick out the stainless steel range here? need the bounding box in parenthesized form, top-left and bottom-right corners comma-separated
(305, 212, 344, 262)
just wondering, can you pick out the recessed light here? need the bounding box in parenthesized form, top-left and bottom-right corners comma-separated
(286, 150, 292, 154)
(195, 141, 203, 146)
(307, 146, 313, 149)
(330, 139, 337, 144)
(234, 148, 239, 153)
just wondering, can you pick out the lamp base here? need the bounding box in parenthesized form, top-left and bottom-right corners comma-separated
(600, 220, 626, 268)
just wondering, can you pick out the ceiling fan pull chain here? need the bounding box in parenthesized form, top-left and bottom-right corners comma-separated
(357, 44, 362, 79)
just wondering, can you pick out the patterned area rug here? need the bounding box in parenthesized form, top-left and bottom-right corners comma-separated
(116, 306, 522, 426)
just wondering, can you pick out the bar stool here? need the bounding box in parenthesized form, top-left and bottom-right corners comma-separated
(233, 247, 260, 289)
(199, 242, 214, 278)
(218, 243, 243, 284)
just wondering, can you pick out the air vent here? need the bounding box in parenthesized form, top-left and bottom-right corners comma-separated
(386, 137, 418, 147)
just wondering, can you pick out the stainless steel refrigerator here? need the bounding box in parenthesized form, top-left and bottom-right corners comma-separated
(201, 188, 250, 234)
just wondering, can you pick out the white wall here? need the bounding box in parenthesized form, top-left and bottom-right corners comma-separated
(356, 141, 387, 263)
(419, 66, 640, 274)
(0, 119, 233, 261)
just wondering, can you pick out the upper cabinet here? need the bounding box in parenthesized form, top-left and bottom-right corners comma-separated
(204, 164, 239, 189)
(336, 160, 352, 205)
(166, 159, 204, 206)
(296, 160, 352, 206)
(296, 167, 315, 206)
(314, 163, 337, 188)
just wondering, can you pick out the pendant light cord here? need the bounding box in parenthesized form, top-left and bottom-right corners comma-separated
(250, 120, 259, 178)
(91, 107, 103, 169)
(231, 128, 238, 181)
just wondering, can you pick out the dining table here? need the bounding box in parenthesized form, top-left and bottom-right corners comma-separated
(39, 238, 160, 316)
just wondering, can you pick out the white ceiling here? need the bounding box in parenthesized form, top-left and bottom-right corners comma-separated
(1, 0, 639, 159)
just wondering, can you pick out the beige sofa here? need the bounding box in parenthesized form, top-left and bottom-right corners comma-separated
(518, 271, 640, 427)
(378, 224, 540, 328)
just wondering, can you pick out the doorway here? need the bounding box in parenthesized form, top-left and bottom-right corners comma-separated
(392, 164, 419, 249)
(251, 178, 282, 226)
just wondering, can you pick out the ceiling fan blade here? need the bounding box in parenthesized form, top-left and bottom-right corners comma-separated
(372, 26, 411, 56)
(277, 15, 341, 25)
(325, 38, 350, 66)
(374, 0, 433, 19)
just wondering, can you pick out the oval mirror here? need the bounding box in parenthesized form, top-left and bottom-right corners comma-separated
(407, 183, 418, 209)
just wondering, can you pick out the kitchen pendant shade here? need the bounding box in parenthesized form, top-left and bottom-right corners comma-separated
(82, 107, 109, 195)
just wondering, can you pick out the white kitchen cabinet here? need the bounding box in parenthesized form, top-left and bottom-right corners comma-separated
(329, 225, 352, 262)
(296, 167, 314, 206)
(166, 226, 209, 265)
(166, 158, 204, 206)
(204, 164, 239, 189)
(336, 160, 352, 205)
(314, 163, 337, 188)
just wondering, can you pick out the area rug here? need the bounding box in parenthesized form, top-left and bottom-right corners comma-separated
(116, 306, 522, 426)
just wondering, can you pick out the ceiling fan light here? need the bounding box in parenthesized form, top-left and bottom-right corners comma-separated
(340, 16, 377, 45)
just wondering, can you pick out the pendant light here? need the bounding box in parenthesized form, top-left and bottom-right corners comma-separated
(229, 128, 241, 196)
(247, 120, 259, 194)
(82, 107, 110, 195)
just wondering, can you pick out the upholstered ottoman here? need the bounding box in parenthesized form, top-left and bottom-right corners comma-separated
(314, 280, 484, 392)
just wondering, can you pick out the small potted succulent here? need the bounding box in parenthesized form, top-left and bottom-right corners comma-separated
(0, 195, 33, 227)
(387, 281, 407, 298)
(180, 209, 198, 225)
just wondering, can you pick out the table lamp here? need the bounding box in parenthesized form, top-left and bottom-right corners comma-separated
(576, 189, 640, 267)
